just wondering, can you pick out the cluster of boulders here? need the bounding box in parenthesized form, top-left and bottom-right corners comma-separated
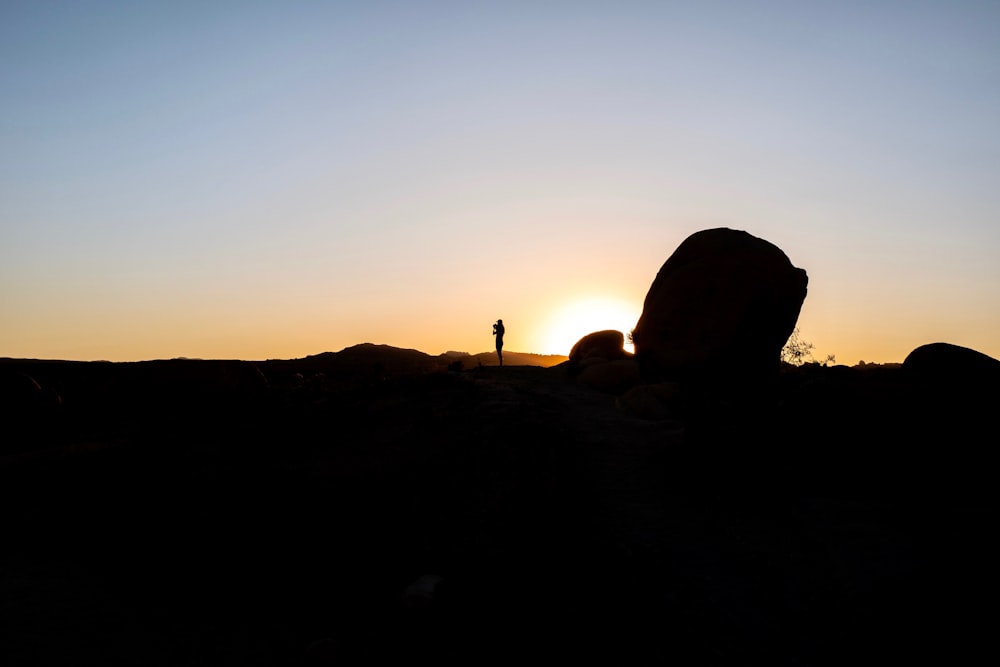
(566, 227, 999, 422)
(565, 227, 807, 419)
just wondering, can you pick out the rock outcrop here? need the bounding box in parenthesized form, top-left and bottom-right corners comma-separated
(631, 228, 808, 397)
(569, 330, 629, 365)
(566, 330, 642, 394)
(902, 342, 1000, 385)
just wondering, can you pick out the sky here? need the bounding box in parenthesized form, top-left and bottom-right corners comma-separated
(2, 1, 999, 364)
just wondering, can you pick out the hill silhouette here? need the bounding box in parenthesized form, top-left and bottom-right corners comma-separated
(276, 344, 565, 372)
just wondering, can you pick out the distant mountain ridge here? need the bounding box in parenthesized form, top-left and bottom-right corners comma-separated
(295, 343, 567, 373)
(2, 343, 568, 369)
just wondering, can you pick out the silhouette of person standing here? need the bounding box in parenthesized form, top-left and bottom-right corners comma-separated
(493, 319, 505, 366)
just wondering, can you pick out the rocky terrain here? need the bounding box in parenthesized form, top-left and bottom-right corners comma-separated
(2, 342, 997, 666)
(3, 228, 997, 665)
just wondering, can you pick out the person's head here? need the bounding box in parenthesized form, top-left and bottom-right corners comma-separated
(497, 319, 503, 325)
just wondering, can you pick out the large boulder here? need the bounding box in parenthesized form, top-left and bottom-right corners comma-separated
(903, 342, 1000, 385)
(566, 330, 639, 394)
(902, 342, 1000, 409)
(631, 228, 808, 394)
(569, 330, 628, 364)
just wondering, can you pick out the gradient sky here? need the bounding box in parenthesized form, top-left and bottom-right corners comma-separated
(3, 1, 999, 364)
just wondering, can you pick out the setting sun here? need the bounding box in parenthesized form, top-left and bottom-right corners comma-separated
(537, 297, 641, 356)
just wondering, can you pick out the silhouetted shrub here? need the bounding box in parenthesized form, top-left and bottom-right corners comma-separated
(782, 328, 835, 366)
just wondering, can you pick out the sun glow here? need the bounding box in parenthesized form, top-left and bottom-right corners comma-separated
(538, 297, 641, 356)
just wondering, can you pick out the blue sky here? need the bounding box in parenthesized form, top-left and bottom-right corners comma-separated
(3, 1, 999, 362)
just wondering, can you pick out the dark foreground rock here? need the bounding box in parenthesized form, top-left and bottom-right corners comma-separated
(1, 353, 997, 666)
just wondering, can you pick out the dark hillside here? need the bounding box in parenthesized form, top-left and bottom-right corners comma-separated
(1, 351, 997, 665)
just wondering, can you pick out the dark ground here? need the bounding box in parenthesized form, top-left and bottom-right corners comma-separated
(1, 355, 997, 665)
